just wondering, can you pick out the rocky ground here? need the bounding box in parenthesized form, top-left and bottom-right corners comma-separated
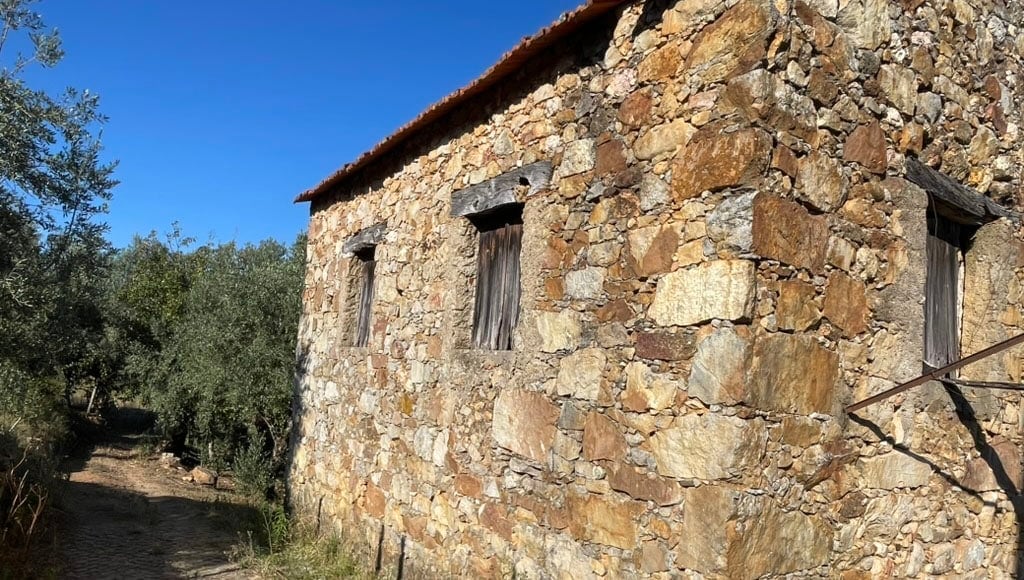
(56, 412, 260, 580)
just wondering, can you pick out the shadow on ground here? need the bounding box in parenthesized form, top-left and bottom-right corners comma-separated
(55, 406, 261, 580)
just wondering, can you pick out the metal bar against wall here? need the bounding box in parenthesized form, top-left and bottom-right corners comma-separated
(941, 378, 1024, 392)
(846, 332, 1024, 413)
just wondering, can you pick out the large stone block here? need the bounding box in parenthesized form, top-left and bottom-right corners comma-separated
(492, 390, 559, 463)
(823, 270, 869, 336)
(725, 505, 832, 578)
(844, 121, 887, 174)
(556, 348, 608, 401)
(748, 334, 840, 415)
(796, 151, 848, 212)
(535, 310, 583, 353)
(566, 493, 643, 550)
(649, 413, 767, 480)
(752, 194, 830, 273)
(622, 361, 678, 412)
(634, 119, 695, 161)
(607, 463, 684, 506)
(859, 452, 933, 490)
(582, 412, 627, 461)
(649, 260, 756, 327)
(676, 486, 739, 572)
(635, 330, 697, 361)
(688, 326, 751, 405)
(628, 224, 681, 277)
(672, 126, 772, 201)
(684, 1, 777, 86)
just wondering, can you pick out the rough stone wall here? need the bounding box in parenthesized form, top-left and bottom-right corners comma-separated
(289, 0, 1024, 577)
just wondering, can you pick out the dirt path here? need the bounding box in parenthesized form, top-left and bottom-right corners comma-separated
(57, 432, 260, 579)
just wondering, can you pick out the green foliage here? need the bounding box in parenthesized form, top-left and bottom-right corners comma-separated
(233, 442, 273, 498)
(0, 0, 117, 408)
(107, 231, 307, 486)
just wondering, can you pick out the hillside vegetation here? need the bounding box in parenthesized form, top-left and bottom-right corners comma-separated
(0, 0, 307, 574)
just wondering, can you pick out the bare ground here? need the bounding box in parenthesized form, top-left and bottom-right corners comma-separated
(55, 416, 260, 579)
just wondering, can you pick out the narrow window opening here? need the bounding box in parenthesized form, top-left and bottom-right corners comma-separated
(354, 246, 376, 348)
(470, 204, 523, 351)
(924, 205, 977, 373)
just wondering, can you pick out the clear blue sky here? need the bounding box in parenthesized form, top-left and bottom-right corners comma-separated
(30, 0, 583, 247)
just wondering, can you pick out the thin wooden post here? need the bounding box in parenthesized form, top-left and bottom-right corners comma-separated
(846, 332, 1024, 413)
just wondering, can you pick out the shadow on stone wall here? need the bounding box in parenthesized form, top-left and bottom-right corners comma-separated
(850, 384, 1023, 576)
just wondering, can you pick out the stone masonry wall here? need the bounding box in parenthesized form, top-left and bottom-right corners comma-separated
(290, 0, 1024, 577)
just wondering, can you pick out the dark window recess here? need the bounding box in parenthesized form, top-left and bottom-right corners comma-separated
(470, 205, 524, 350)
(923, 209, 976, 372)
(354, 246, 376, 348)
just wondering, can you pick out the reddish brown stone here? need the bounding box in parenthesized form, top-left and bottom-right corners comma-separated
(748, 333, 839, 415)
(844, 121, 888, 174)
(479, 503, 514, 541)
(823, 271, 869, 336)
(630, 226, 680, 277)
(684, 1, 774, 86)
(545, 277, 565, 300)
(583, 413, 627, 462)
(454, 474, 483, 498)
(635, 331, 697, 361)
(597, 299, 633, 323)
(544, 237, 572, 269)
(492, 389, 559, 463)
(596, 139, 628, 175)
(365, 483, 386, 517)
(618, 90, 653, 127)
(777, 279, 820, 332)
(752, 194, 830, 274)
(672, 126, 772, 200)
(772, 145, 800, 178)
(638, 42, 682, 83)
(606, 463, 683, 506)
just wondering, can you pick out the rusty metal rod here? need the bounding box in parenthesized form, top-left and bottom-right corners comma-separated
(941, 378, 1024, 392)
(846, 332, 1024, 413)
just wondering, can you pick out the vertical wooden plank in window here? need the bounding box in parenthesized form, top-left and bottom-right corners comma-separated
(471, 206, 523, 351)
(355, 247, 376, 348)
(924, 213, 960, 370)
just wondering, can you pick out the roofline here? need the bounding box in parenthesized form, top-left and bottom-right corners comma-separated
(295, 0, 631, 204)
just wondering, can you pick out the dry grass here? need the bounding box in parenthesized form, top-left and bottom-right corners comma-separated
(234, 506, 366, 579)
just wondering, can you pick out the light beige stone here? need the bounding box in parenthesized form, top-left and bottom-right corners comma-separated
(622, 361, 679, 412)
(675, 486, 739, 572)
(859, 452, 933, 489)
(796, 151, 848, 212)
(878, 64, 918, 116)
(634, 119, 696, 160)
(649, 260, 756, 327)
(535, 310, 583, 353)
(556, 348, 607, 401)
(650, 413, 766, 479)
(567, 493, 643, 550)
(688, 326, 751, 405)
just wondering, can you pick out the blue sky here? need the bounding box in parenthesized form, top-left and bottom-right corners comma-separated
(30, 0, 583, 247)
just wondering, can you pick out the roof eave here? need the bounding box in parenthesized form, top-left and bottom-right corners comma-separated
(294, 0, 631, 204)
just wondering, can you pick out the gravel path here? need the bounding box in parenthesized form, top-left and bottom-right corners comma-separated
(57, 437, 260, 579)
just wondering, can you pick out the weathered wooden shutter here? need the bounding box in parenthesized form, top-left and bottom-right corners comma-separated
(924, 212, 962, 370)
(354, 247, 376, 348)
(471, 207, 523, 350)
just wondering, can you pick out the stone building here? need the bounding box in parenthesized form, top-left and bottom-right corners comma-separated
(288, 0, 1024, 577)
